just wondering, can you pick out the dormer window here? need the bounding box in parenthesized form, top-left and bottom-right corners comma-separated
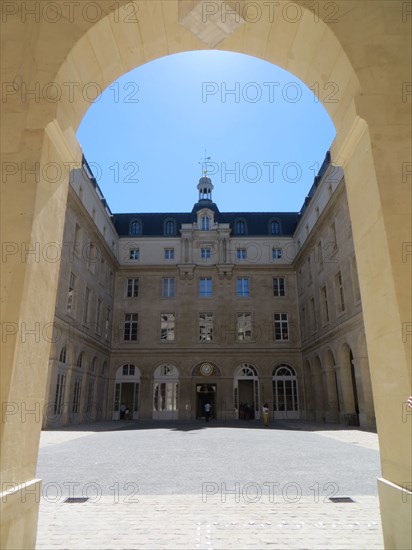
(270, 219, 281, 235)
(130, 220, 142, 235)
(235, 219, 247, 235)
(164, 219, 176, 236)
(201, 215, 210, 231)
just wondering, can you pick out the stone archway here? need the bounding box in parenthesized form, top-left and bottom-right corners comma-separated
(1, 2, 410, 548)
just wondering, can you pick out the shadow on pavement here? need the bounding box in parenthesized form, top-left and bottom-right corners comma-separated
(43, 419, 377, 434)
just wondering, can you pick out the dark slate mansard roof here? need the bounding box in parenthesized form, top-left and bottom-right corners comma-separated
(82, 152, 332, 238)
(113, 203, 300, 237)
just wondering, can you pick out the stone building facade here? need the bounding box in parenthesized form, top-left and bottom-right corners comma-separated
(44, 153, 375, 430)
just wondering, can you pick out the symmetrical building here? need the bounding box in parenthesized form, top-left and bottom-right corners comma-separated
(43, 152, 375, 430)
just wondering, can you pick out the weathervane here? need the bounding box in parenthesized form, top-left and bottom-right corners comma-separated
(198, 149, 211, 177)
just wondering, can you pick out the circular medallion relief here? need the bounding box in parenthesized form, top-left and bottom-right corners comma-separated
(200, 363, 213, 376)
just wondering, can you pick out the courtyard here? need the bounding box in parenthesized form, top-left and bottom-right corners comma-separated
(35, 420, 383, 549)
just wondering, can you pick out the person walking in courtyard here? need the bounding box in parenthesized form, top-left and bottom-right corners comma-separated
(262, 403, 270, 427)
(204, 401, 212, 422)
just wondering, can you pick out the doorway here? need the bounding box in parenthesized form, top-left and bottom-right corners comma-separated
(234, 364, 260, 420)
(238, 380, 255, 419)
(196, 384, 216, 420)
(112, 364, 140, 420)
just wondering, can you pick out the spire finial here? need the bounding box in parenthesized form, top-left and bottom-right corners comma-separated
(198, 150, 211, 177)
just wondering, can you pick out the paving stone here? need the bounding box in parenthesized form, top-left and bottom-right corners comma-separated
(36, 422, 383, 549)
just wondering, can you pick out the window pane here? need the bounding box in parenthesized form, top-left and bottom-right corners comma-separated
(200, 278, 212, 297)
(163, 278, 175, 298)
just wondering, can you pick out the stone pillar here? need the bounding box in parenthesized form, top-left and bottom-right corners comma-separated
(322, 368, 340, 423)
(1, 120, 74, 549)
(260, 377, 273, 421)
(178, 378, 193, 420)
(311, 371, 323, 422)
(138, 376, 153, 420)
(335, 364, 356, 425)
(352, 356, 376, 431)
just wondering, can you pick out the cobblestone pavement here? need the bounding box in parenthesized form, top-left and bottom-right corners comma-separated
(36, 421, 383, 549)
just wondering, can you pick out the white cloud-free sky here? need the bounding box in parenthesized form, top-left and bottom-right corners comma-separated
(77, 50, 335, 213)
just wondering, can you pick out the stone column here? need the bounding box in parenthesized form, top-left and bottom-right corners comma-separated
(322, 367, 340, 423)
(352, 356, 376, 430)
(138, 376, 153, 420)
(311, 371, 323, 422)
(334, 363, 356, 424)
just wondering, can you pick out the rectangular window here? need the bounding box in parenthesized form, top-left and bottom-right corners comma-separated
(200, 277, 213, 297)
(199, 312, 214, 341)
(307, 256, 312, 284)
(127, 278, 139, 298)
(164, 248, 174, 260)
(86, 380, 94, 414)
(301, 306, 307, 339)
(67, 272, 76, 314)
(335, 271, 345, 313)
(109, 270, 114, 295)
(88, 242, 97, 273)
(162, 277, 175, 298)
(237, 248, 247, 260)
(95, 298, 102, 334)
(105, 307, 111, 340)
(83, 287, 90, 324)
(330, 222, 337, 249)
(274, 313, 289, 341)
(74, 223, 81, 256)
(201, 247, 211, 260)
(273, 277, 285, 297)
(272, 248, 282, 260)
(72, 378, 81, 414)
(236, 277, 249, 297)
(317, 241, 323, 269)
(54, 373, 66, 415)
(309, 297, 317, 333)
(124, 313, 138, 341)
(129, 248, 139, 260)
(237, 313, 252, 341)
(321, 286, 330, 324)
(99, 257, 106, 284)
(161, 313, 175, 341)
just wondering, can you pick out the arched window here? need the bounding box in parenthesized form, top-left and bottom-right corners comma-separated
(130, 220, 141, 235)
(201, 215, 210, 231)
(234, 363, 259, 420)
(113, 364, 141, 420)
(76, 352, 84, 368)
(164, 220, 176, 236)
(237, 364, 258, 377)
(272, 364, 299, 417)
(59, 347, 67, 363)
(122, 363, 136, 376)
(153, 364, 179, 418)
(270, 219, 281, 235)
(235, 220, 247, 235)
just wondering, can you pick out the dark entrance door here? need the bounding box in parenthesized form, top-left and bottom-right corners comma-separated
(196, 384, 216, 419)
(238, 379, 255, 419)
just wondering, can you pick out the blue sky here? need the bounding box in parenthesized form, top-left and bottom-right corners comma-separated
(77, 50, 335, 214)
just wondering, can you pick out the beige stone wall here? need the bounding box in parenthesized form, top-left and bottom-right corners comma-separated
(41, 163, 118, 428)
(295, 177, 374, 429)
